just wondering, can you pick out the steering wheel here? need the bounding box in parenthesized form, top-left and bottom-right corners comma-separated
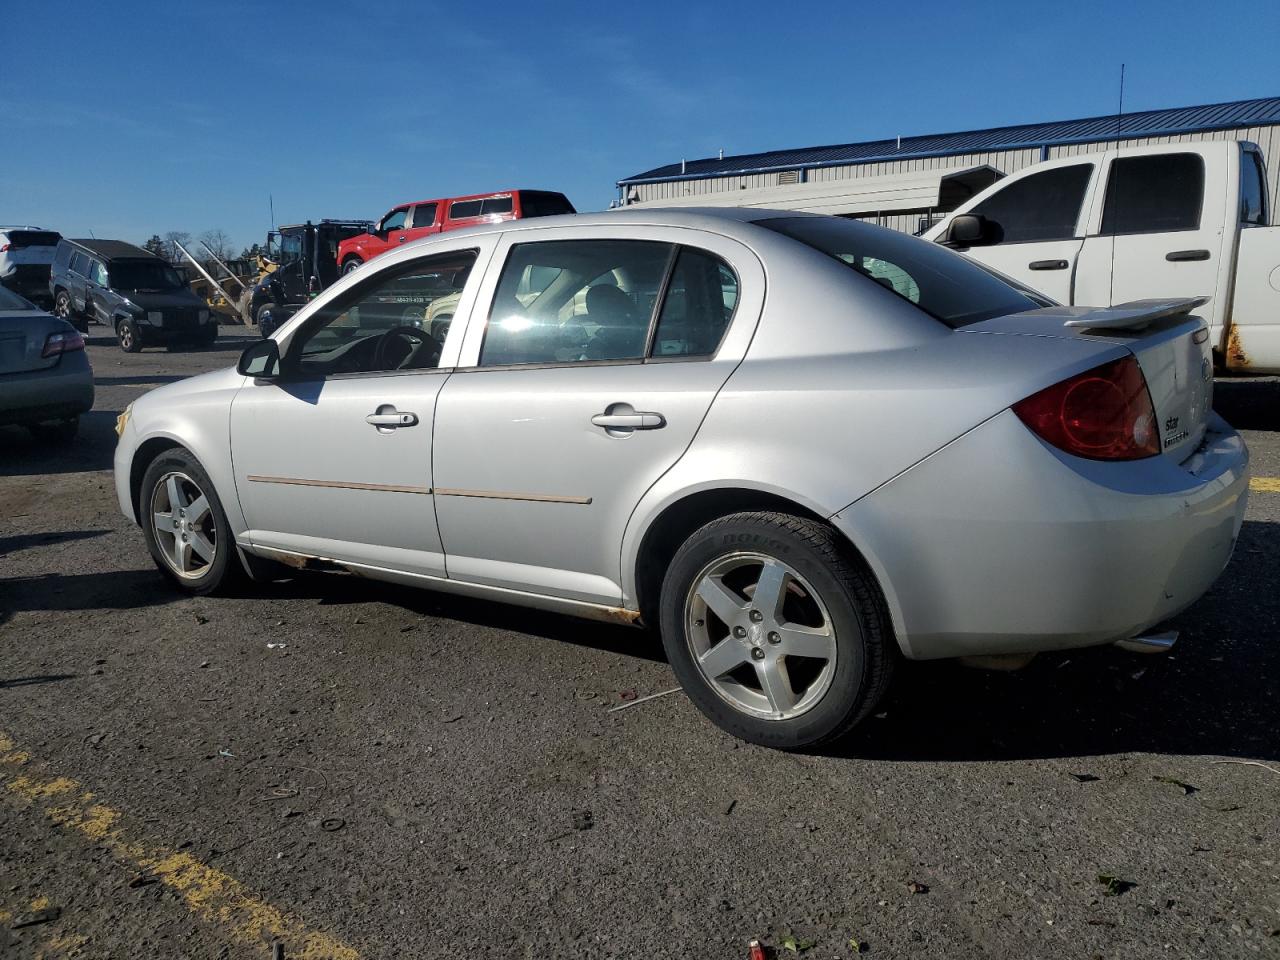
(374, 326, 440, 371)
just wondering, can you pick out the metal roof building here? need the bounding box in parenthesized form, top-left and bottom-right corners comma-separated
(617, 96, 1280, 233)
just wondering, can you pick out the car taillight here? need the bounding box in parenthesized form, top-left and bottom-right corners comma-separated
(0, 243, 10, 252)
(1012, 355, 1159, 461)
(42, 331, 85, 358)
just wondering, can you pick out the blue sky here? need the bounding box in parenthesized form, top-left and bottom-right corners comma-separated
(3, 0, 1276, 251)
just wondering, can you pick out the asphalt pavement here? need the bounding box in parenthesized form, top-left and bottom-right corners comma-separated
(1, 325, 1277, 959)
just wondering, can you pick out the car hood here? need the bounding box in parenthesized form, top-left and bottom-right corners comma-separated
(121, 290, 205, 310)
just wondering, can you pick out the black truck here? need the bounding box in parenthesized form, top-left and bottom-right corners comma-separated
(248, 219, 371, 336)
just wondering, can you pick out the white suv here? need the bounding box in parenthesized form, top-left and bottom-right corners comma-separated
(0, 225, 61, 307)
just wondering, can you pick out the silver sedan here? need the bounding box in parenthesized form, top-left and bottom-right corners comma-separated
(112, 210, 1249, 749)
(0, 285, 93, 440)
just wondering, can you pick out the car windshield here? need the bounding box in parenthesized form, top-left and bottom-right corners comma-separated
(108, 259, 185, 292)
(0, 286, 36, 310)
(757, 216, 1046, 328)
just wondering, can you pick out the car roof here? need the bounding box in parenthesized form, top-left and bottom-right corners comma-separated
(0, 225, 53, 232)
(392, 188, 567, 209)
(437, 206, 818, 238)
(65, 238, 158, 261)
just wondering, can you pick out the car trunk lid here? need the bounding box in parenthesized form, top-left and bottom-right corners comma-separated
(959, 298, 1214, 464)
(0, 311, 65, 374)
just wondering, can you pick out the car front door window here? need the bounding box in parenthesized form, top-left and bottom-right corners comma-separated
(380, 209, 408, 234)
(290, 251, 477, 377)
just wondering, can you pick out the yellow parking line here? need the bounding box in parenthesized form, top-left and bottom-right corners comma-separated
(1251, 476, 1280, 493)
(0, 731, 359, 959)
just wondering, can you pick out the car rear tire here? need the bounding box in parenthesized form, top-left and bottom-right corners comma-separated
(659, 511, 895, 750)
(342, 258, 362, 276)
(28, 417, 78, 444)
(118, 318, 142, 353)
(139, 448, 241, 596)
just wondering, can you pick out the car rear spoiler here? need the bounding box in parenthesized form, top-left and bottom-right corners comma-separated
(1014, 297, 1210, 332)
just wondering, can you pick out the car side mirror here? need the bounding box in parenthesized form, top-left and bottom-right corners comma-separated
(237, 338, 281, 380)
(946, 214, 995, 248)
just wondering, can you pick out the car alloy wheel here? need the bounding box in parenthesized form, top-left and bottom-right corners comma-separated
(55, 291, 71, 318)
(684, 551, 838, 720)
(149, 471, 217, 580)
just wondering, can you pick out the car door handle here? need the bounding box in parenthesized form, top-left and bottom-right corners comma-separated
(1166, 249, 1210, 262)
(366, 411, 418, 427)
(398, 235, 408, 243)
(1028, 259, 1069, 270)
(591, 412, 665, 430)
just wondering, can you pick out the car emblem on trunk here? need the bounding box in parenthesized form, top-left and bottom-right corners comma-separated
(1165, 416, 1180, 431)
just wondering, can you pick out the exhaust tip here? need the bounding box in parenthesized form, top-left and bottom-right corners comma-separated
(1114, 630, 1179, 654)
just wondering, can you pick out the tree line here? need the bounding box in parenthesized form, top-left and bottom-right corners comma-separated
(141, 230, 263, 266)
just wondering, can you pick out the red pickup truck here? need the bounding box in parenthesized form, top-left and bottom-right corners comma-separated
(337, 189, 575, 274)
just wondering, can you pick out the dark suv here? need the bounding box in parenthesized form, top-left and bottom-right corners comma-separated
(49, 239, 216, 351)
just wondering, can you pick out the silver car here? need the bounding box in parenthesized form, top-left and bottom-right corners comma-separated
(0, 285, 93, 440)
(112, 210, 1249, 749)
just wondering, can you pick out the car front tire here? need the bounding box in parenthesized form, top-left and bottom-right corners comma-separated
(118, 318, 142, 353)
(342, 258, 362, 276)
(659, 511, 895, 750)
(54, 290, 87, 333)
(139, 448, 241, 596)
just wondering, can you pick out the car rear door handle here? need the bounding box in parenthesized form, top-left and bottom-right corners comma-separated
(1166, 249, 1210, 262)
(591, 411, 665, 430)
(1028, 259, 1069, 270)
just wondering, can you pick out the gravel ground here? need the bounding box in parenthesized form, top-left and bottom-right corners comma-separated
(1, 325, 1278, 959)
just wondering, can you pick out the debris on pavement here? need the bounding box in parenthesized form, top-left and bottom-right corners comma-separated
(127, 873, 159, 889)
(571, 809, 593, 831)
(606, 686, 683, 713)
(10, 906, 61, 929)
(1152, 775, 1198, 795)
(319, 818, 345, 832)
(781, 933, 816, 953)
(266, 642, 287, 650)
(1069, 772, 1101, 782)
(724, 799, 737, 816)
(907, 881, 929, 895)
(1098, 874, 1137, 896)
(1210, 758, 1280, 777)
(442, 712, 464, 724)
(747, 939, 766, 960)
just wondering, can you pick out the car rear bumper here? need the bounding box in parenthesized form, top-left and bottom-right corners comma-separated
(0, 354, 94, 426)
(835, 409, 1249, 660)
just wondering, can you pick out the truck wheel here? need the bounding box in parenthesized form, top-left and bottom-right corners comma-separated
(658, 511, 896, 750)
(342, 258, 362, 276)
(118, 318, 142, 353)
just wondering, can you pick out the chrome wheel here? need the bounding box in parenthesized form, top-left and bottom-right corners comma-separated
(685, 552, 837, 721)
(119, 323, 134, 351)
(150, 471, 216, 579)
(54, 292, 71, 318)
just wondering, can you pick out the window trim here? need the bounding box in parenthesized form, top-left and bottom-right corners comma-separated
(1240, 146, 1269, 227)
(1095, 152, 1206, 237)
(471, 239, 739, 371)
(282, 247, 480, 380)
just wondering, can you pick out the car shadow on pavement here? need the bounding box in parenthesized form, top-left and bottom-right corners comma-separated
(1213, 377, 1280, 431)
(246, 571, 668, 663)
(0, 569, 182, 627)
(835, 518, 1280, 764)
(91, 375, 188, 387)
(0, 529, 109, 555)
(0, 674, 77, 689)
(0, 411, 119, 477)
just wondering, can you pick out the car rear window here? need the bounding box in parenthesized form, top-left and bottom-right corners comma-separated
(757, 216, 1044, 328)
(449, 199, 483, 220)
(520, 192, 575, 218)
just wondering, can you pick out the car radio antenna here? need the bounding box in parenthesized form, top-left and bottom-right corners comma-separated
(269, 194, 276, 231)
(1108, 63, 1125, 307)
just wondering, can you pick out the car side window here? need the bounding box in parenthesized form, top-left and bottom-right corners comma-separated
(480, 240, 672, 366)
(651, 248, 738, 357)
(1240, 150, 1268, 226)
(90, 261, 108, 286)
(289, 250, 477, 378)
(449, 199, 483, 220)
(380, 209, 408, 233)
(70, 252, 88, 276)
(481, 196, 513, 216)
(1100, 153, 1204, 235)
(411, 203, 437, 229)
(968, 164, 1093, 243)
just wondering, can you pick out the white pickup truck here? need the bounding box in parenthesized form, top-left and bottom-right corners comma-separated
(923, 140, 1280, 374)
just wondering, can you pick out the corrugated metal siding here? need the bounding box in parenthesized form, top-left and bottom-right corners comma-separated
(630, 125, 1280, 229)
(620, 95, 1280, 184)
